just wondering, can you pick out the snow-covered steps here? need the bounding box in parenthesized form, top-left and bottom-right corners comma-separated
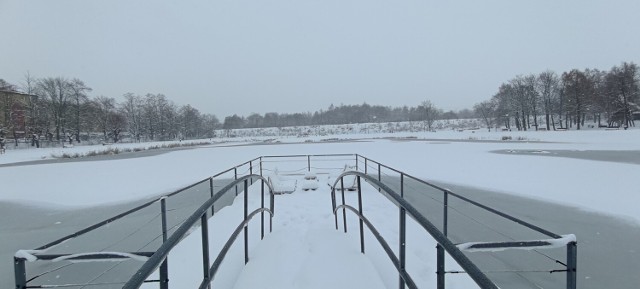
(233, 227, 386, 289)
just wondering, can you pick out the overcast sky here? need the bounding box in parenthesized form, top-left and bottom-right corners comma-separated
(1, 0, 639, 117)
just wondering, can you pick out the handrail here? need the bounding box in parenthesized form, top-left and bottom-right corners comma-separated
(334, 204, 418, 289)
(261, 154, 356, 158)
(34, 158, 260, 252)
(354, 154, 562, 238)
(330, 171, 500, 289)
(15, 154, 574, 289)
(123, 174, 274, 289)
(34, 177, 209, 251)
(197, 208, 274, 289)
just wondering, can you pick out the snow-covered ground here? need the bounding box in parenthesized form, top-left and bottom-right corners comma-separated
(2, 128, 640, 288)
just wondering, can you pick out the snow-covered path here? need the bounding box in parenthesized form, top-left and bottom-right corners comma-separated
(231, 188, 387, 289)
(156, 177, 412, 289)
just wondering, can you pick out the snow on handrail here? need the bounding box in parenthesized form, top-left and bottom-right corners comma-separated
(458, 234, 577, 253)
(15, 251, 154, 262)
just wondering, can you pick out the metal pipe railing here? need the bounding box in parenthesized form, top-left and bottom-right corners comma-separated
(330, 172, 500, 289)
(342, 156, 577, 289)
(334, 204, 418, 289)
(15, 154, 574, 289)
(198, 208, 274, 289)
(123, 175, 274, 288)
(34, 157, 262, 253)
(355, 154, 562, 238)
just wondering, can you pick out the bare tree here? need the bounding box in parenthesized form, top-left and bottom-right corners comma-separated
(509, 77, 531, 130)
(419, 100, 440, 131)
(201, 114, 220, 137)
(536, 71, 560, 130)
(562, 69, 593, 130)
(179, 105, 202, 139)
(222, 114, 244, 137)
(605, 62, 639, 128)
(68, 78, 92, 142)
(35, 77, 71, 140)
(20, 72, 42, 136)
(93, 96, 124, 142)
(492, 83, 515, 130)
(121, 93, 144, 142)
(474, 99, 497, 131)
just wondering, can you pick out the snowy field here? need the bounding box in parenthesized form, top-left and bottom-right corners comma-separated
(2, 128, 640, 288)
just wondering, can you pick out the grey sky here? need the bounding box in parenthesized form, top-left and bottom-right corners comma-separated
(1, 0, 639, 117)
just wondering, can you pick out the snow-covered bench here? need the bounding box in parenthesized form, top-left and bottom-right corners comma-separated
(301, 169, 319, 191)
(267, 168, 297, 194)
(327, 164, 358, 191)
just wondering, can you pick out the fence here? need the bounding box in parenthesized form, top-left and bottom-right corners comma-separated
(353, 155, 577, 289)
(14, 154, 576, 289)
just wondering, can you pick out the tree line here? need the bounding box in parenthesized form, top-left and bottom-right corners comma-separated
(1, 75, 220, 144)
(221, 101, 475, 133)
(474, 62, 640, 131)
(3, 74, 468, 144)
(6, 61, 634, 144)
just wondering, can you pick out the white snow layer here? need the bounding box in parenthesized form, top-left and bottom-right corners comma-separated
(50, 251, 150, 262)
(14, 249, 44, 262)
(457, 234, 577, 253)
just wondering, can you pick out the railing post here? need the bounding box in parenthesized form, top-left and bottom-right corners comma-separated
(307, 155, 311, 171)
(356, 176, 365, 254)
(400, 174, 404, 198)
(160, 198, 169, 289)
(443, 190, 448, 236)
(209, 178, 215, 216)
(399, 208, 406, 289)
(364, 158, 368, 174)
(377, 163, 381, 192)
(355, 155, 358, 171)
(269, 183, 274, 233)
(200, 214, 211, 289)
(249, 161, 253, 184)
(234, 167, 238, 196)
(332, 187, 338, 230)
(437, 244, 445, 289)
(261, 179, 265, 240)
(259, 157, 263, 177)
(437, 190, 449, 289)
(567, 242, 577, 289)
(14, 257, 26, 289)
(244, 179, 249, 264)
(340, 177, 347, 233)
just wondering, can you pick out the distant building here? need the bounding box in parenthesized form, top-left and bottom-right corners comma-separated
(0, 90, 37, 139)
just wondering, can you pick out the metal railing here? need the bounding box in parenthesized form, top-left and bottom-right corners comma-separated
(123, 175, 275, 289)
(14, 154, 576, 289)
(14, 157, 265, 289)
(330, 171, 498, 289)
(352, 154, 577, 289)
